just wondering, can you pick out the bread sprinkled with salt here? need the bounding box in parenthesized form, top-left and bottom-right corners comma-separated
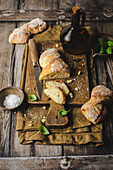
(91, 85, 113, 103)
(9, 18, 47, 44)
(81, 99, 107, 124)
(39, 57, 70, 80)
(9, 27, 31, 44)
(44, 87, 66, 104)
(22, 18, 47, 34)
(81, 85, 113, 124)
(39, 48, 61, 68)
(46, 80, 70, 95)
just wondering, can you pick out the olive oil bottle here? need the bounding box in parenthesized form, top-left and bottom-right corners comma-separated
(60, 6, 89, 55)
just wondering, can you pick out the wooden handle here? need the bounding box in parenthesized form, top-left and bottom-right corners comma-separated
(28, 39, 38, 63)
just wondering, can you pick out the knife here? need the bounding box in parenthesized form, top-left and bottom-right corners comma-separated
(28, 39, 42, 100)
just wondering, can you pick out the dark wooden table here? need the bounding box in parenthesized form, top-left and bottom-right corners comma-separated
(0, 0, 113, 169)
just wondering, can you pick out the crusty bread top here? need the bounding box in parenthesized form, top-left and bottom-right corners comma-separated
(9, 27, 31, 44)
(22, 18, 47, 34)
(39, 48, 61, 68)
(44, 87, 66, 104)
(39, 58, 70, 80)
(91, 85, 113, 103)
(46, 80, 70, 95)
(81, 99, 103, 123)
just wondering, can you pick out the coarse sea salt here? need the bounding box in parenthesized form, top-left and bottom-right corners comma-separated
(3, 94, 21, 109)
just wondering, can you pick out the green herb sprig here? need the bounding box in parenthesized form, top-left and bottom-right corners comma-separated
(29, 94, 37, 101)
(38, 126, 50, 135)
(94, 38, 113, 54)
(58, 109, 70, 116)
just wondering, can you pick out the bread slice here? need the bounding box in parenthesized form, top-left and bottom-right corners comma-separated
(46, 80, 70, 95)
(39, 58, 70, 80)
(44, 87, 66, 104)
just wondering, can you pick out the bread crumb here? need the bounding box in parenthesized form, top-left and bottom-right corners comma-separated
(28, 124, 33, 127)
(74, 87, 79, 91)
(56, 43, 59, 47)
(69, 93, 73, 98)
(78, 71, 81, 75)
(43, 106, 46, 110)
(41, 118, 46, 123)
(67, 79, 73, 83)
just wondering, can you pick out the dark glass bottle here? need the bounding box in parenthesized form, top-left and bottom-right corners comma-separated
(60, 6, 89, 55)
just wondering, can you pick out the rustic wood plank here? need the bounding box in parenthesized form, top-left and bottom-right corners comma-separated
(0, 0, 18, 10)
(0, 22, 16, 156)
(19, 0, 59, 10)
(0, 155, 113, 170)
(60, 0, 113, 11)
(0, 10, 113, 22)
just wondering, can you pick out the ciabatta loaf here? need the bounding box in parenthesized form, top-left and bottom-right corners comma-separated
(44, 87, 66, 104)
(9, 27, 31, 44)
(81, 85, 113, 124)
(39, 57, 70, 80)
(9, 18, 47, 44)
(22, 18, 47, 34)
(81, 99, 107, 124)
(91, 85, 113, 103)
(46, 80, 70, 95)
(39, 48, 61, 68)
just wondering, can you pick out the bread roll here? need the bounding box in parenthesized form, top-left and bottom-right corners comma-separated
(39, 58, 70, 80)
(81, 99, 107, 124)
(46, 80, 70, 95)
(22, 18, 47, 34)
(39, 48, 61, 68)
(44, 87, 66, 104)
(91, 85, 113, 103)
(9, 27, 31, 44)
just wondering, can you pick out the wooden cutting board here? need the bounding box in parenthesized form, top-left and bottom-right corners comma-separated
(24, 40, 90, 105)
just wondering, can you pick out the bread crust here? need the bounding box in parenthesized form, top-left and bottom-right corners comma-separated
(81, 85, 113, 124)
(9, 18, 47, 44)
(81, 99, 107, 124)
(91, 85, 113, 103)
(39, 57, 70, 80)
(39, 48, 61, 68)
(9, 27, 31, 44)
(22, 18, 47, 34)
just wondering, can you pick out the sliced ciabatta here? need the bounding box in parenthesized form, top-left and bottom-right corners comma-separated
(39, 58, 70, 80)
(44, 87, 66, 104)
(46, 80, 70, 95)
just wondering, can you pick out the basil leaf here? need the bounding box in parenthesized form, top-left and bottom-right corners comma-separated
(106, 47, 112, 54)
(29, 94, 37, 101)
(58, 109, 70, 116)
(108, 40, 113, 47)
(98, 38, 107, 47)
(38, 126, 50, 135)
(99, 47, 105, 54)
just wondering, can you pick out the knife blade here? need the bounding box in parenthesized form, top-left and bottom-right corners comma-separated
(28, 39, 42, 100)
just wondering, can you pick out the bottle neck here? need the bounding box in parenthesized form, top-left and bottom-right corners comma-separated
(71, 13, 80, 28)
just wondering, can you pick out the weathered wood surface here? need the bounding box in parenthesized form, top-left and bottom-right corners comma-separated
(0, 10, 113, 22)
(0, 0, 113, 169)
(0, 155, 113, 170)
